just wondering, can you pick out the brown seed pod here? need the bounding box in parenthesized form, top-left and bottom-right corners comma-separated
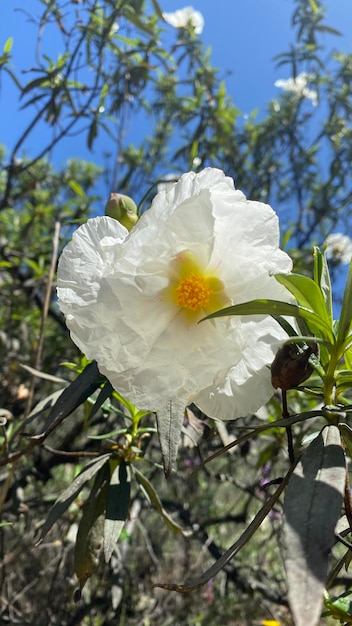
(271, 342, 319, 390)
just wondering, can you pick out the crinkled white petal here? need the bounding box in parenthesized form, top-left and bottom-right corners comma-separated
(193, 318, 284, 420)
(57, 168, 293, 418)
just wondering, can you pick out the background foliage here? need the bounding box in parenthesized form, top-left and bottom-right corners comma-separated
(0, 1, 352, 624)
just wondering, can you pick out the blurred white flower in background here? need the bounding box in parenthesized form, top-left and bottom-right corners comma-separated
(275, 72, 318, 106)
(57, 168, 292, 420)
(325, 232, 352, 264)
(163, 6, 204, 35)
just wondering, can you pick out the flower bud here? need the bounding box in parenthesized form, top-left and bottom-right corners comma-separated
(105, 193, 138, 231)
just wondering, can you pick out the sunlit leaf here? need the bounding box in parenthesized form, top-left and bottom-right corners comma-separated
(284, 425, 346, 626)
(339, 423, 352, 461)
(68, 180, 85, 197)
(313, 247, 333, 324)
(335, 370, 352, 393)
(275, 273, 331, 327)
(104, 461, 131, 563)
(324, 591, 352, 623)
(3, 37, 13, 54)
(337, 258, 352, 347)
(201, 299, 335, 344)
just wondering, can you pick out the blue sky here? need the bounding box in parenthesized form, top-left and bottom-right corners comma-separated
(1, 0, 352, 173)
(1, 1, 351, 307)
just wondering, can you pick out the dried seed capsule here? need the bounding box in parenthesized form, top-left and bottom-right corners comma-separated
(271, 343, 319, 390)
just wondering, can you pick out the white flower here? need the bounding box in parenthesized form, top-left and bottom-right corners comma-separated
(325, 233, 352, 264)
(57, 168, 292, 420)
(275, 72, 318, 106)
(163, 6, 204, 35)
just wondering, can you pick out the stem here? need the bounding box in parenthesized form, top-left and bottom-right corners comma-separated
(24, 221, 61, 417)
(282, 390, 295, 465)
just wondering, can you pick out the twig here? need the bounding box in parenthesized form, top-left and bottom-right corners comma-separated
(24, 221, 61, 417)
(282, 390, 295, 465)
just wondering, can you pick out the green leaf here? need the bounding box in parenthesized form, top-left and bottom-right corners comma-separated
(337, 258, 352, 348)
(335, 370, 352, 393)
(151, 0, 164, 19)
(339, 423, 352, 461)
(275, 273, 332, 327)
(36, 454, 111, 545)
(3, 37, 13, 54)
(156, 400, 185, 478)
(133, 467, 190, 536)
(68, 180, 85, 197)
(313, 247, 333, 324)
(324, 591, 352, 622)
(283, 425, 346, 626)
(87, 381, 114, 421)
(308, 0, 319, 12)
(25, 361, 106, 439)
(201, 299, 335, 344)
(74, 464, 110, 593)
(345, 343, 352, 370)
(87, 117, 98, 149)
(104, 461, 131, 563)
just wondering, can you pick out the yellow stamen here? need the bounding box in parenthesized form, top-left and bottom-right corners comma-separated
(175, 273, 213, 311)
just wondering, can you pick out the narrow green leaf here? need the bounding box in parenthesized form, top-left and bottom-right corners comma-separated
(68, 180, 85, 197)
(156, 400, 185, 477)
(104, 461, 131, 563)
(313, 247, 333, 324)
(36, 454, 110, 544)
(133, 467, 191, 536)
(335, 370, 352, 393)
(87, 381, 114, 421)
(87, 117, 98, 149)
(275, 273, 331, 327)
(284, 425, 346, 626)
(74, 464, 110, 592)
(339, 423, 352, 461)
(337, 258, 352, 347)
(3, 37, 13, 54)
(344, 343, 352, 370)
(20, 73, 54, 96)
(308, 0, 319, 12)
(324, 591, 352, 622)
(27, 361, 106, 439)
(151, 0, 164, 19)
(201, 299, 335, 344)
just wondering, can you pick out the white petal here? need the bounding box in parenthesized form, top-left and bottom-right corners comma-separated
(193, 318, 284, 420)
(57, 168, 293, 418)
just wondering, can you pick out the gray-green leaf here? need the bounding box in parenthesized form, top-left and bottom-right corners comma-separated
(156, 400, 185, 477)
(283, 425, 346, 626)
(104, 461, 131, 563)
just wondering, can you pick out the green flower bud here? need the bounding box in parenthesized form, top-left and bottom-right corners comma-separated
(105, 193, 138, 231)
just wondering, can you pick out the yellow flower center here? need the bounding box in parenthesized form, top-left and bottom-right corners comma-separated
(164, 250, 229, 324)
(175, 273, 212, 311)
